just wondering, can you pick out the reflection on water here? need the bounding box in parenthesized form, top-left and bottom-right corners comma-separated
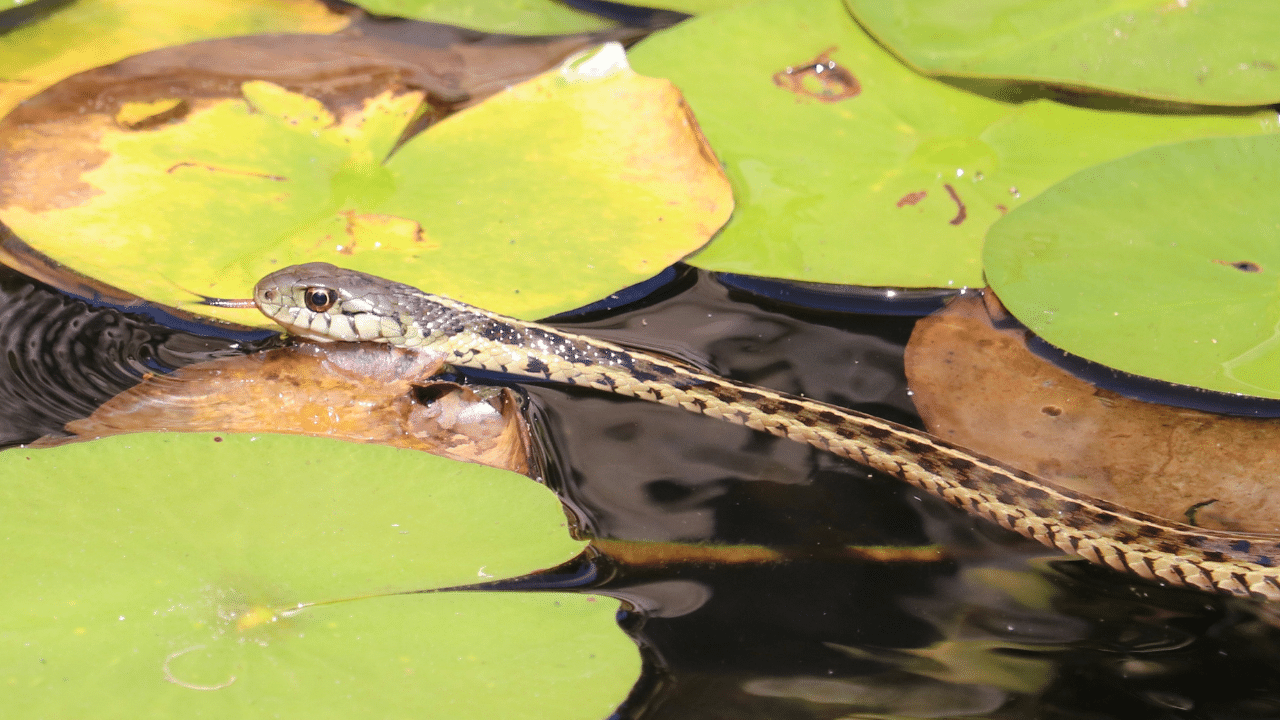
(529, 270, 1280, 719)
(6, 263, 1280, 719)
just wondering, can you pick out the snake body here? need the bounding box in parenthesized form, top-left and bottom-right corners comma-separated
(251, 262, 1280, 600)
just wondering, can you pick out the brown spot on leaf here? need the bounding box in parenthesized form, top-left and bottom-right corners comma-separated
(166, 162, 285, 181)
(896, 191, 927, 207)
(677, 96, 721, 170)
(1213, 259, 1262, 273)
(943, 183, 966, 225)
(337, 210, 432, 254)
(0, 114, 109, 212)
(772, 47, 860, 103)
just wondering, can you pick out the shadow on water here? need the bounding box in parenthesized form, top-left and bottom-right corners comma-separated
(6, 262, 1280, 719)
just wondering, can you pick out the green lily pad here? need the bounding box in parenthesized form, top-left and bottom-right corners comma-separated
(984, 133, 1280, 398)
(627, 0, 1275, 288)
(846, 0, 1280, 106)
(0, 43, 731, 322)
(0, 0, 349, 121)
(351, 0, 615, 34)
(1, 433, 639, 718)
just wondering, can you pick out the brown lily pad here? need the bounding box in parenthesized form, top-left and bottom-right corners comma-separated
(0, 0, 352, 122)
(46, 342, 531, 475)
(904, 293, 1280, 533)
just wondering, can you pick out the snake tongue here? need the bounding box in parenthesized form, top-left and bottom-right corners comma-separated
(198, 296, 258, 309)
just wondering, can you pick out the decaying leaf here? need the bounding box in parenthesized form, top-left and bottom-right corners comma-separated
(0, 28, 645, 313)
(44, 342, 531, 474)
(0, 0, 352, 121)
(904, 293, 1280, 533)
(0, 38, 730, 323)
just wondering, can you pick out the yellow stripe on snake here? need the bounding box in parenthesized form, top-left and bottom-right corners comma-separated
(246, 262, 1280, 601)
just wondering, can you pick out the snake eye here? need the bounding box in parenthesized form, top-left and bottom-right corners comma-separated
(303, 286, 336, 312)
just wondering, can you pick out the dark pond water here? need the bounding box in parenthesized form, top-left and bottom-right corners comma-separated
(7, 261, 1280, 719)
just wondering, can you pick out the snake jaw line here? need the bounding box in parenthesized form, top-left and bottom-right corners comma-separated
(247, 262, 1280, 601)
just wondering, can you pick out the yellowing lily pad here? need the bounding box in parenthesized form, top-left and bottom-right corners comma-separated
(984, 134, 1280, 398)
(0, 0, 349, 121)
(1, 433, 639, 718)
(627, 0, 1276, 288)
(0, 43, 731, 322)
(847, 0, 1280, 106)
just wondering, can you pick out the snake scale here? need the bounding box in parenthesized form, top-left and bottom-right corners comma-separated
(236, 262, 1280, 601)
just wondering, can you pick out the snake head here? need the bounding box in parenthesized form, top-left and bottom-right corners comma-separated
(254, 262, 405, 343)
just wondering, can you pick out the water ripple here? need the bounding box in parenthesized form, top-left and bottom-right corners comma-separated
(0, 267, 271, 447)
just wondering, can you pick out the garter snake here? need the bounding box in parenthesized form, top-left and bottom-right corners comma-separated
(234, 262, 1280, 601)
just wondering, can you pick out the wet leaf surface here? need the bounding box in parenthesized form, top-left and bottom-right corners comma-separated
(353, 0, 615, 34)
(846, 0, 1280, 106)
(984, 133, 1280, 398)
(2, 432, 638, 718)
(45, 343, 531, 474)
(0, 42, 730, 322)
(905, 293, 1280, 533)
(627, 0, 1276, 288)
(0, 0, 350, 121)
